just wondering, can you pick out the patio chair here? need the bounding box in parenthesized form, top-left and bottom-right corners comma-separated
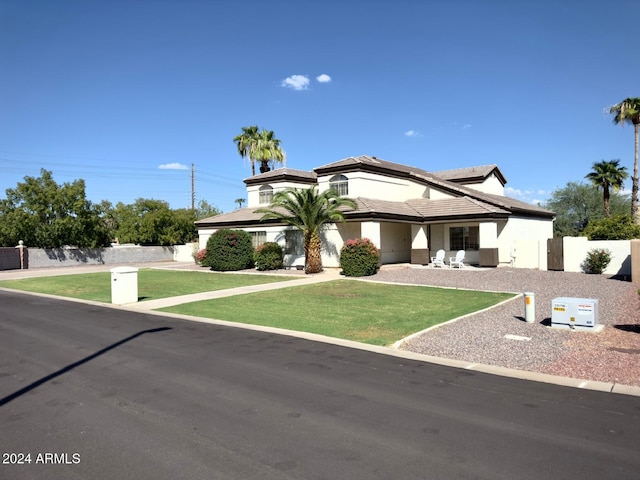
(430, 249, 447, 268)
(449, 250, 465, 268)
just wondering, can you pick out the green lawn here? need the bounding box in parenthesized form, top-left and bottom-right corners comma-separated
(0, 269, 294, 303)
(160, 279, 516, 346)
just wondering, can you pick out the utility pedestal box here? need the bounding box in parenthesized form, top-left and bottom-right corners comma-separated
(111, 266, 139, 304)
(551, 297, 599, 331)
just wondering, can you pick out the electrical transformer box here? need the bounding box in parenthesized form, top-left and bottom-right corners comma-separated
(551, 297, 599, 331)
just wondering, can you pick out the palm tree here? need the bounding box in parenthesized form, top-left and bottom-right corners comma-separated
(233, 125, 259, 176)
(253, 129, 285, 173)
(255, 187, 357, 273)
(585, 159, 628, 218)
(233, 126, 285, 176)
(234, 198, 245, 209)
(609, 98, 640, 223)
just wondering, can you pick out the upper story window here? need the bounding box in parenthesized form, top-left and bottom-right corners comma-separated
(329, 175, 349, 196)
(259, 185, 274, 204)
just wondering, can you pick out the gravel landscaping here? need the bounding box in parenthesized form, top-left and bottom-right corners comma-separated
(365, 265, 640, 388)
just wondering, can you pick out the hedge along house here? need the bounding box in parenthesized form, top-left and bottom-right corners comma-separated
(195, 155, 555, 269)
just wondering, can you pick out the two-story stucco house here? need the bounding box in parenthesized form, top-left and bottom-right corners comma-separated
(195, 155, 554, 268)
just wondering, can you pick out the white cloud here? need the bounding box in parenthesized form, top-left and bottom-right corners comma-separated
(506, 186, 550, 205)
(158, 162, 188, 170)
(462, 124, 472, 129)
(281, 75, 310, 90)
(404, 130, 422, 137)
(316, 74, 332, 83)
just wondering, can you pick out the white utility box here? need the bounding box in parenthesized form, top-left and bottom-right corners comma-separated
(110, 266, 139, 304)
(551, 297, 599, 331)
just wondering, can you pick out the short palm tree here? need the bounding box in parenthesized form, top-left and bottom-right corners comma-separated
(609, 98, 640, 223)
(256, 187, 357, 274)
(585, 159, 628, 218)
(233, 125, 259, 176)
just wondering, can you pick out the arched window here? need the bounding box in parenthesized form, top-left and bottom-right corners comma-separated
(259, 185, 274, 204)
(329, 175, 348, 196)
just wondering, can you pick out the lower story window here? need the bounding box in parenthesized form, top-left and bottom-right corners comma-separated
(251, 231, 266, 249)
(450, 226, 479, 251)
(284, 230, 304, 255)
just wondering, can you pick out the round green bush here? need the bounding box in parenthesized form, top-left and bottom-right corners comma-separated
(340, 238, 380, 277)
(205, 229, 254, 271)
(254, 242, 284, 271)
(581, 248, 612, 274)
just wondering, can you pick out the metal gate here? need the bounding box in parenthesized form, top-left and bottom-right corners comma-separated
(547, 238, 564, 271)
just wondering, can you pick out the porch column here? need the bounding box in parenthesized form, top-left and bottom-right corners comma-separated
(479, 222, 499, 267)
(410, 224, 429, 265)
(361, 222, 381, 248)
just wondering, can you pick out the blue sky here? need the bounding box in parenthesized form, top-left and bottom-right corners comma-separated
(1, 0, 638, 214)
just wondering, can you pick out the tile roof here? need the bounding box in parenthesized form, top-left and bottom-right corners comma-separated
(197, 196, 514, 228)
(244, 168, 317, 185)
(195, 154, 554, 228)
(434, 164, 507, 185)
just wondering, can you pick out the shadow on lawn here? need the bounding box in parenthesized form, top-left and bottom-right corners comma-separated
(0, 327, 172, 407)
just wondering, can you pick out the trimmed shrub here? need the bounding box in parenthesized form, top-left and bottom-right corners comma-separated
(254, 242, 284, 271)
(340, 238, 380, 277)
(205, 229, 254, 271)
(581, 248, 612, 274)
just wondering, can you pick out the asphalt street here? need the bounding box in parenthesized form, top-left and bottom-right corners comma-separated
(1, 290, 639, 479)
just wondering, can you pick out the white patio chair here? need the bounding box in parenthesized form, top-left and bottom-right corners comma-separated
(430, 249, 447, 268)
(449, 250, 465, 268)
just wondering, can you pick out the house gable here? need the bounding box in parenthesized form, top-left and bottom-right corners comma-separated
(434, 165, 507, 195)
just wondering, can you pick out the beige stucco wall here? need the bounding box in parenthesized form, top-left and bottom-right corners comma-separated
(463, 174, 504, 196)
(562, 237, 631, 276)
(498, 216, 553, 266)
(246, 180, 314, 207)
(317, 171, 429, 200)
(380, 222, 411, 263)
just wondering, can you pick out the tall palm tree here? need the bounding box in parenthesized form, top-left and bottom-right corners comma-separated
(253, 129, 285, 173)
(233, 126, 285, 176)
(233, 125, 259, 176)
(609, 98, 640, 223)
(256, 187, 357, 274)
(585, 159, 628, 218)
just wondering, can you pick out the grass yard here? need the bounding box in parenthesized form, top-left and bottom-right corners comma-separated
(160, 279, 516, 346)
(0, 269, 294, 303)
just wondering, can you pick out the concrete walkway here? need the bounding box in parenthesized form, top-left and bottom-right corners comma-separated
(127, 268, 342, 310)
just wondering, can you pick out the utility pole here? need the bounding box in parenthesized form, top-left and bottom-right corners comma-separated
(191, 162, 195, 210)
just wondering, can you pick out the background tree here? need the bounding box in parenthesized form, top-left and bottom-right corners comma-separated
(256, 187, 357, 274)
(609, 97, 640, 223)
(543, 182, 630, 237)
(234, 198, 246, 209)
(194, 199, 222, 220)
(111, 198, 197, 245)
(233, 125, 259, 176)
(583, 214, 640, 240)
(585, 159, 628, 218)
(0, 169, 110, 247)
